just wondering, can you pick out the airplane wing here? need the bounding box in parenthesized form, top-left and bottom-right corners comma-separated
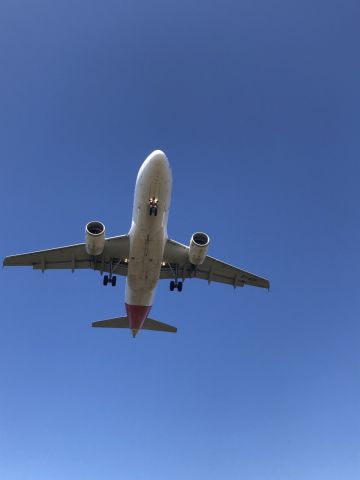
(3, 235, 130, 276)
(162, 238, 270, 289)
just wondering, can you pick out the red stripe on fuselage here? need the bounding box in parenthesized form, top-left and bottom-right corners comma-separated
(125, 303, 152, 331)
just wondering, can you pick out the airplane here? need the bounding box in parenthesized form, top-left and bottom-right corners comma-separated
(3, 150, 270, 337)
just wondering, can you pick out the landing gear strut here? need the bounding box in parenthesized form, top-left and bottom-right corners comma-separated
(149, 197, 158, 216)
(103, 258, 119, 287)
(169, 264, 183, 292)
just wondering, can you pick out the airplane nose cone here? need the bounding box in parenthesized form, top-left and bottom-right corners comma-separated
(150, 149, 166, 159)
(148, 149, 169, 167)
(138, 149, 171, 181)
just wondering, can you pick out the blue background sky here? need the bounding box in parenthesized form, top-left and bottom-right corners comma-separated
(0, 0, 359, 478)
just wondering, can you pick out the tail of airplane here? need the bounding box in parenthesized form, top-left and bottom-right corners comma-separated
(92, 316, 177, 336)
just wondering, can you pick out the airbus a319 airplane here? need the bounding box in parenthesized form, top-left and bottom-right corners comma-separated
(3, 150, 270, 337)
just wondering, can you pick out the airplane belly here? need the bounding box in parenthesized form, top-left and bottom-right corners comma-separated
(125, 151, 171, 307)
(126, 227, 166, 305)
(128, 231, 164, 289)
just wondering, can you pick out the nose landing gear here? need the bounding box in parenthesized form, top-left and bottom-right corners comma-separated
(149, 197, 158, 216)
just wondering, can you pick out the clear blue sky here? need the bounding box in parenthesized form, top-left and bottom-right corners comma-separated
(0, 1, 359, 479)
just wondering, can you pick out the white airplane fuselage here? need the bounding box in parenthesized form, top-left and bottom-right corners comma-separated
(125, 150, 172, 334)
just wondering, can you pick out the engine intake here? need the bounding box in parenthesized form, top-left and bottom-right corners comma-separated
(85, 221, 105, 256)
(188, 232, 210, 265)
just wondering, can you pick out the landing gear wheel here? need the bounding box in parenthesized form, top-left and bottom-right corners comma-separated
(103, 275, 109, 286)
(170, 280, 175, 291)
(177, 281, 183, 292)
(111, 276, 117, 287)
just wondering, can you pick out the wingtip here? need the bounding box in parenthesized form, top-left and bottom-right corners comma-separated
(3, 256, 17, 267)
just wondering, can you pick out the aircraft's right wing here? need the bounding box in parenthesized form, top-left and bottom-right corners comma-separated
(3, 235, 130, 276)
(162, 238, 270, 289)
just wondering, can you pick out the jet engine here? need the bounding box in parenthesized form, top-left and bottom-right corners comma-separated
(85, 221, 105, 256)
(188, 232, 210, 265)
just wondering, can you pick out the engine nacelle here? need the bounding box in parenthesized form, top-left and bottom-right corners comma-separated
(85, 221, 105, 256)
(188, 232, 210, 265)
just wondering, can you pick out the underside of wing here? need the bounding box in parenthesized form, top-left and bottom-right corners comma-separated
(162, 238, 270, 289)
(3, 235, 130, 276)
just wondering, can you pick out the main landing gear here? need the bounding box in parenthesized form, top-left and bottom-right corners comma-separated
(169, 263, 183, 292)
(103, 275, 116, 287)
(170, 280, 183, 292)
(103, 258, 123, 287)
(149, 197, 158, 216)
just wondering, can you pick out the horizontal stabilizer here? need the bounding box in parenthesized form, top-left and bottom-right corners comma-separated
(92, 317, 177, 333)
(143, 318, 177, 333)
(92, 317, 129, 328)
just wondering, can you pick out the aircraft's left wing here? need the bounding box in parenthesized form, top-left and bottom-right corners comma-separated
(162, 238, 270, 289)
(3, 235, 130, 276)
